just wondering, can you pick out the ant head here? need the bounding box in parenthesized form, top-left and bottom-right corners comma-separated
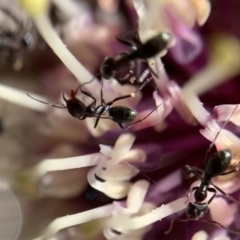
(206, 149, 232, 177)
(186, 202, 208, 220)
(70, 90, 76, 99)
(100, 57, 115, 79)
(65, 96, 86, 119)
(63, 90, 76, 103)
(62, 91, 86, 118)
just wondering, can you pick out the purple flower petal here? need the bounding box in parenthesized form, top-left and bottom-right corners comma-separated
(164, 5, 203, 64)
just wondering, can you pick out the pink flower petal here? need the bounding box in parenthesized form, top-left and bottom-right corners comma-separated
(132, 92, 164, 130)
(200, 120, 240, 159)
(168, 81, 202, 125)
(164, 5, 203, 64)
(214, 104, 240, 126)
(209, 198, 237, 227)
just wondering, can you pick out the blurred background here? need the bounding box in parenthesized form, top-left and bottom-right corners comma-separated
(1, 0, 240, 239)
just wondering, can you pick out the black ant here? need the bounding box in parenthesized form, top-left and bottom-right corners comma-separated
(27, 78, 161, 129)
(100, 31, 173, 80)
(165, 105, 240, 237)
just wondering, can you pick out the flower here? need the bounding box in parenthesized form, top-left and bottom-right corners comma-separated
(2, 0, 240, 240)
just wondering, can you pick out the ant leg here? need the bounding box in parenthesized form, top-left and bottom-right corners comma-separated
(165, 219, 190, 234)
(221, 169, 239, 175)
(106, 79, 151, 106)
(221, 162, 240, 175)
(80, 90, 97, 105)
(118, 123, 124, 129)
(93, 109, 106, 128)
(200, 219, 240, 236)
(210, 182, 240, 204)
(119, 104, 162, 129)
(145, 60, 158, 78)
(27, 93, 66, 109)
(185, 165, 203, 178)
(204, 104, 239, 167)
(206, 187, 217, 204)
(100, 78, 105, 105)
(74, 75, 98, 95)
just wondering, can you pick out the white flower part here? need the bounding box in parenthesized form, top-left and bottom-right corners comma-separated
(87, 169, 132, 199)
(181, 91, 210, 125)
(125, 180, 150, 215)
(200, 120, 240, 160)
(87, 149, 146, 199)
(132, 0, 210, 43)
(102, 134, 136, 165)
(31, 11, 101, 93)
(104, 197, 187, 231)
(191, 230, 208, 240)
(215, 104, 240, 127)
(213, 236, 231, 240)
(87, 134, 147, 199)
(103, 180, 155, 240)
(209, 198, 237, 227)
(0, 84, 47, 111)
(182, 34, 240, 96)
(189, 0, 211, 26)
(110, 134, 136, 163)
(31, 204, 114, 240)
(32, 152, 105, 178)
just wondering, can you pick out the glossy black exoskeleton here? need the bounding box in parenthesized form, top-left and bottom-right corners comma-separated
(165, 105, 240, 237)
(100, 32, 172, 79)
(27, 78, 160, 129)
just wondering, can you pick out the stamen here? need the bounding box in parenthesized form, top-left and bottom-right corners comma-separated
(18, 0, 101, 93)
(104, 197, 187, 231)
(0, 84, 47, 111)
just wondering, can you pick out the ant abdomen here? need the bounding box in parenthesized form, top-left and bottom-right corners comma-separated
(132, 33, 172, 59)
(206, 149, 232, 177)
(66, 99, 86, 119)
(109, 106, 137, 123)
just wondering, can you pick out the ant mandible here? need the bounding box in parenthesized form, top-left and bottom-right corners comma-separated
(100, 31, 173, 80)
(165, 105, 240, 237)
(27, 78, 161, 129)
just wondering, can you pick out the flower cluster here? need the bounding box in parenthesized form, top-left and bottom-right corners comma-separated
(1, 0, 240, 240)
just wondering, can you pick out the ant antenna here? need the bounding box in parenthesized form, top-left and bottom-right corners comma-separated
(204, 104, 239, 165)
(27, 93, 66, 109)
(165, 218, 189, 234)
(165, 218, 240, 237)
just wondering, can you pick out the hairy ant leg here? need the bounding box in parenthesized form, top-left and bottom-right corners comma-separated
(27, 93, 66, 109)
(210, 181, 240, 204)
